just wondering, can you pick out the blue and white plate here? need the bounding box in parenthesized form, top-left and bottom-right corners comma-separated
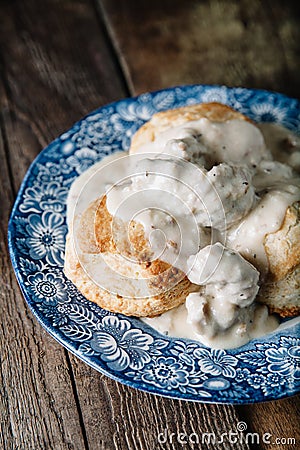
(8, 85, 300, 403)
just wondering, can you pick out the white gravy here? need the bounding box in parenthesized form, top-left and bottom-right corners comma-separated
(143, 302, 278, 349)
(68, 120, 300, 349)
(67, 151, 129, 227)
(133, 118, 271, 167)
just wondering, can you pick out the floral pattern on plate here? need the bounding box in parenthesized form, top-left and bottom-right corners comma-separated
(8, 85, 300, 403)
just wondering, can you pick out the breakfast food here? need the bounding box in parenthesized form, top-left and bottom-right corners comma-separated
(64, 102, 300, 348)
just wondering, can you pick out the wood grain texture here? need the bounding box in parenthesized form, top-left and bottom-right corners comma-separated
(237, 396, 300, 450)
(0, 0, 126, 151)
(1, 0, 299, 449)
(0, 0, 123, 448)
(0, 86, 86, 449)
(99, 0, 300, 97)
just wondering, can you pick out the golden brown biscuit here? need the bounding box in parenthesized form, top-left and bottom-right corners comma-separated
(258, 201, 300, 317)
(64, 231, 193, 317)
(65, 191, 193, 316)
(257, 266, 300, 317)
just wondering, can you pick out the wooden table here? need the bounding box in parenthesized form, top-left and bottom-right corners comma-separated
(1, 1, 299, 449)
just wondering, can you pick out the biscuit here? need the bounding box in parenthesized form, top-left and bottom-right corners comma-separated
(64, 231, 193, 317)
(257, 266, 300, 317)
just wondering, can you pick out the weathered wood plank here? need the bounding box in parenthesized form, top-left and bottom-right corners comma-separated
(0, 91, 87, 449)
(236, 396, 300, 450)
(0, 0, 125, 448)
(267, 0, 300, 95)
(99, 0, 300, 97)
(0, 0, 126, 189)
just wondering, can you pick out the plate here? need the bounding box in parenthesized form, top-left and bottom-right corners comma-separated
(8, 85, 300, 403)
